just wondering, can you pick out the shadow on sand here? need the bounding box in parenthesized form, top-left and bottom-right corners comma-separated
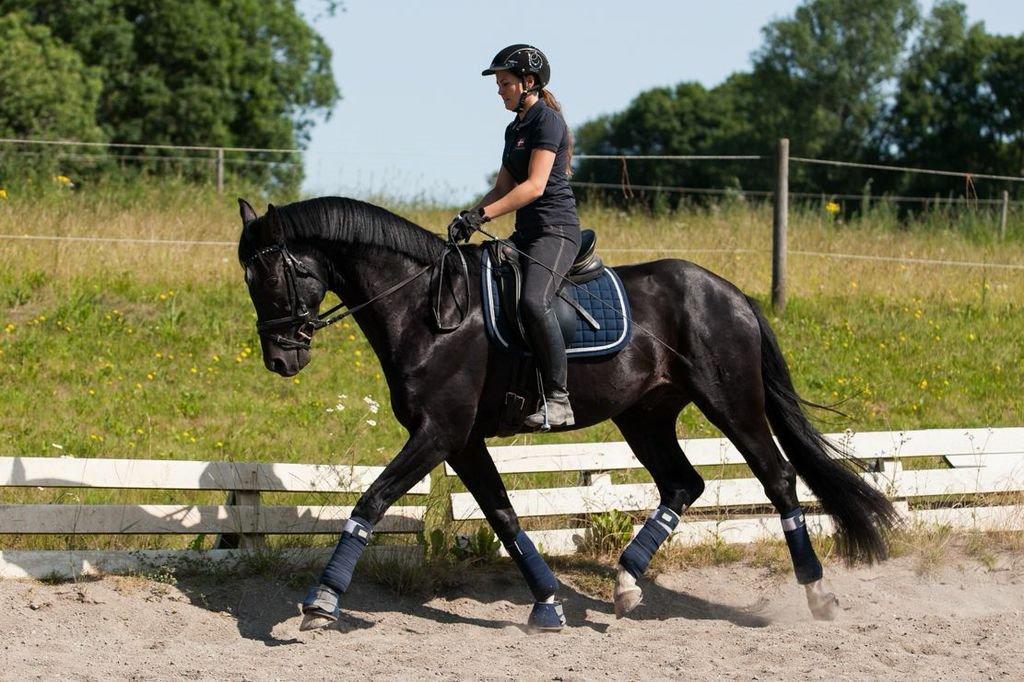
(171, 559, 771, 646)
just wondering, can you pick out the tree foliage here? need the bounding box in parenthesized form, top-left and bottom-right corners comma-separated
(574, 0, 1023, 208)
(0, 0, 340, 189)
(0, 12, 103, 141)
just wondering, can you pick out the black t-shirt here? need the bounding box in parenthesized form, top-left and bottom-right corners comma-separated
(501, 99, 580, 239)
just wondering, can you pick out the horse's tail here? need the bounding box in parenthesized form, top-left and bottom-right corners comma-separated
(747, 296, 897, 564)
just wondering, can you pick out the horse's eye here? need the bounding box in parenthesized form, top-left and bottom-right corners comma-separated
(266, 276, 280, 286)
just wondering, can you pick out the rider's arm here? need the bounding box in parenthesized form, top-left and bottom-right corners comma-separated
(474, 166, 517, 211)
(480, 149, 555, 220)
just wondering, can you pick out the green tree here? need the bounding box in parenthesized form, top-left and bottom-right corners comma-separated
(751, 0, 919, 159)
(988, 34, 1024, 178)
(574, 0, 921, 207)
(886, 1, 1023, 198)
(1, 1, 340, 188)
(574, 78, 761, 208)
(0, 12, 103, 141)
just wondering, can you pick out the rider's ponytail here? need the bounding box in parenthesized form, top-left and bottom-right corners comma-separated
(540, 88, 573, 177)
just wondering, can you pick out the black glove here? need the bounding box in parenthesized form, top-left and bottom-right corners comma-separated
(446, 207, 489, 243)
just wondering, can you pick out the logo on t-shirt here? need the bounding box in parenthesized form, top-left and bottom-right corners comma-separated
(515, 137, 525, 149)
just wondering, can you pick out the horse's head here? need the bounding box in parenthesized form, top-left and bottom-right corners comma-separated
(238, 198, 328, 376)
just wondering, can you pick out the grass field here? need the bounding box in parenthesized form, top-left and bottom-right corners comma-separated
(0, 180, 1021, 551)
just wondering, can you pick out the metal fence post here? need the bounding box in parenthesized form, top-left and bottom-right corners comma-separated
(216, 148, 224, 194)
(1000, 190, 1009, 241)
(772, 138, 789, 313)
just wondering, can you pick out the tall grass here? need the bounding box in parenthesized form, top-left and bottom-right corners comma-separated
(0, 181, 1021, 551)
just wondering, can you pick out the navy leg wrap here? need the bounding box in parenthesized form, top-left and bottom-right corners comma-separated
(781, 508, 823, 584)
(503, 530, 558, 601)
(319, 516, 372, 594)
(619, 505, 680, 580)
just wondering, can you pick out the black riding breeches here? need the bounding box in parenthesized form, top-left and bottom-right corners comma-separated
(513, 229, 580, 395)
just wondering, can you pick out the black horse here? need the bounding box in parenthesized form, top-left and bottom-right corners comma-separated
(237, 196, 896, 631)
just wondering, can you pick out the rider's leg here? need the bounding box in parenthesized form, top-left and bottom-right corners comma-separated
(517, 232, 578, 429)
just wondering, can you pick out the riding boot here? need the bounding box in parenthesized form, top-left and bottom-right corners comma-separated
(522, 308, 574, 430)
(524, 389, 574, 430)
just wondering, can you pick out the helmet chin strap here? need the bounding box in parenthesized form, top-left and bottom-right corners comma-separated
(514, 77, 540, 113)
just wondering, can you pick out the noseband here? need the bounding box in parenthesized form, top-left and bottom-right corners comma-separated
(245, 240, 467, 351)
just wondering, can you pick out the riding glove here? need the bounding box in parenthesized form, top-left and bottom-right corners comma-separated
(447, 207, 489, 243)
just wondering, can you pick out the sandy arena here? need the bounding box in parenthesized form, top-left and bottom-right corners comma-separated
(1, 549, 1021, 680)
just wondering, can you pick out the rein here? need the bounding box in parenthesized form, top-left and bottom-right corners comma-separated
(247, 239, 469, 350)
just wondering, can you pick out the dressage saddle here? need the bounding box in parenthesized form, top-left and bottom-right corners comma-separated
(486, 229, 605, 347)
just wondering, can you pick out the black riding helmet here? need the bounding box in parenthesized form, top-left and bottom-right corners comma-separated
(482, 44, 550, 112)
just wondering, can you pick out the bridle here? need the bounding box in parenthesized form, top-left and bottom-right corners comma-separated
(245, 239, 468, 351)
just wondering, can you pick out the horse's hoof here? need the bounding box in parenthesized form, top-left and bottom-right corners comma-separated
(526, 601, 565, 633)
(299, 611, 336, 631)
(299, 584, 340, 631)
(805, 580, 839, 621)
(613, 585, 643, 618)
(613, 567, 643, 618)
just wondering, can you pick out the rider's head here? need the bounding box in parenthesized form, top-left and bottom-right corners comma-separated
(482, 44, 550, 113)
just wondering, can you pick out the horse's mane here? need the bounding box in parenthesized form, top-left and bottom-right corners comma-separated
(239, 197, 448, 265)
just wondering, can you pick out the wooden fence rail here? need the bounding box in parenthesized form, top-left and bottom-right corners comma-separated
(445, 428, 1024, 556)
(0, 457, 430, 578)
(2, 428, 1022, 577)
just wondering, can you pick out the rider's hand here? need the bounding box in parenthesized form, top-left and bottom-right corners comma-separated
(446, 207, 489, 243)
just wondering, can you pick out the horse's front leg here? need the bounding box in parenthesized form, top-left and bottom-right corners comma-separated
(300, 425, 452, 631)
(448, 438, 565, 633)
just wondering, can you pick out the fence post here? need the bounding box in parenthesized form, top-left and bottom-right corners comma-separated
(216, 148, 224, 194)
(214, 470, 265, 550)
(1000, 190, 1009, 241)
(772, 138, 789, 313)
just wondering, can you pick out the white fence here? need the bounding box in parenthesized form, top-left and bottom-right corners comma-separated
(1, 428, 1022, 578)
(0, 457, 430, 579)
(445, 427, 1024, 556)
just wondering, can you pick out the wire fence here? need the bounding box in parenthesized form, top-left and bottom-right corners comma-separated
(3, 137, 1023, 307)
(4, 232, 1023, 272)
(0, 138, 301, 192)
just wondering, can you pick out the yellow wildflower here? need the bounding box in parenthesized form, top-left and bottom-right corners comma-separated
(0, 188, 8, 200)
(825, 201, 840, 214)
(52, 175, 74, 187)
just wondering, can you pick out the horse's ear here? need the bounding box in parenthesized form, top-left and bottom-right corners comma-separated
(238, 198, 258, 226)
(262, 203, 283, 244)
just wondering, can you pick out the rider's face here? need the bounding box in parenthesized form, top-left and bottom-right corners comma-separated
(495, 72, 536, 111)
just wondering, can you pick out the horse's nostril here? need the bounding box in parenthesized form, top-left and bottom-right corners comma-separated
(271, 357, 287, 374)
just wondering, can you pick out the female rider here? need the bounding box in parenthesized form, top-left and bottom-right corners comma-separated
(448, 44, 580, 430)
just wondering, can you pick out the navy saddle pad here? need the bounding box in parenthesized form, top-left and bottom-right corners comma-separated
(480, 249, 632, 358)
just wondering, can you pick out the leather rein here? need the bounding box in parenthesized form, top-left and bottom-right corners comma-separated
(246, 239, 469, 351)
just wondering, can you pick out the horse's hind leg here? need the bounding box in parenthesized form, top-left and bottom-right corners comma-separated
(690, 368, 839, 621)
(611, 405, 705, 617)
(447, 438, 565, 632)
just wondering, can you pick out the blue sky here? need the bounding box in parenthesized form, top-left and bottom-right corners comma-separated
(297, 1, 1024, 205)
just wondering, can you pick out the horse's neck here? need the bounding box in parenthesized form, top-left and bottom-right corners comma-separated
(329, 245, 435, 370)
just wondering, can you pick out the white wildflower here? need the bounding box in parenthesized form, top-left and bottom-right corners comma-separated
(365, 419, 377, 427)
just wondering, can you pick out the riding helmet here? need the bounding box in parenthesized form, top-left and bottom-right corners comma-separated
(481, 44, 550, 91)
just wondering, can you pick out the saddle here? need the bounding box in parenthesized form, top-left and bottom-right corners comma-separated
(480, 229, 632, 436)
(481, 229, 632, 359)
